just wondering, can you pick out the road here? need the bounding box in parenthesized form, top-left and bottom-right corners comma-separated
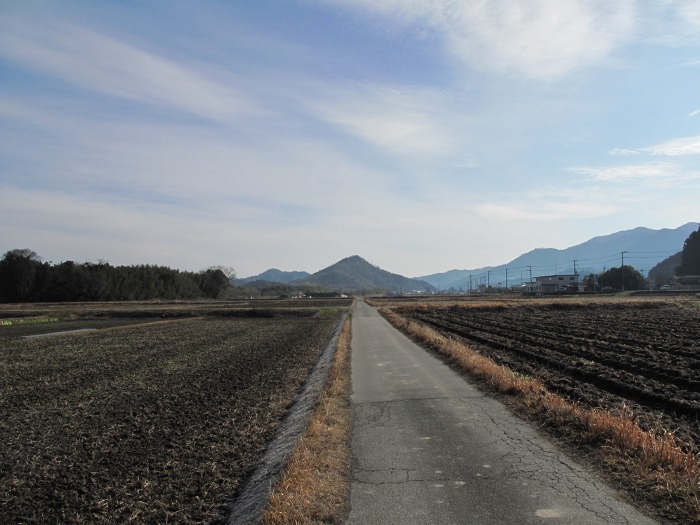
(346, 298, 658, 525)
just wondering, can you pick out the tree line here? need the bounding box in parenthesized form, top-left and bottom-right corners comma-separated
(0, 249, 230, 303)
(580, 265, 645, 292)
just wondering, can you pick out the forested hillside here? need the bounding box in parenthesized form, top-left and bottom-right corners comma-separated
(0, 249, 229, 303)
(648, 224, 700, 285)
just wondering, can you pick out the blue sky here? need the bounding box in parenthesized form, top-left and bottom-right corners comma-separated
(1, 1, 699, 278)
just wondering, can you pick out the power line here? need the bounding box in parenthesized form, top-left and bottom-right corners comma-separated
(575, 253, 624, 263)
(626, 249, 679, 255)
(624, 255, 675, 260)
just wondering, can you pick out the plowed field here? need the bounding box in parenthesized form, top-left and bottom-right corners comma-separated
(0, 314, 342, 524)
(399, 301, 700, 449)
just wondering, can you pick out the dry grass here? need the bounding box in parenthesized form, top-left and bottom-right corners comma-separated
(381, 307, 700, 524)
(260, 314, 352, 525)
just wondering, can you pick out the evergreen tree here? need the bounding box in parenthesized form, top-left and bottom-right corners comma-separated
(676, 224, 700, 276)
(599, 265, 646, 291)
(199, 268, 230, 298)
(0, 249, 42, 302)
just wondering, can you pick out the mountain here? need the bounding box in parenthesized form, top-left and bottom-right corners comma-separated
(294, 255, 434, 293)
(236, 268, 310, 285)
(419, 222, 698, 290)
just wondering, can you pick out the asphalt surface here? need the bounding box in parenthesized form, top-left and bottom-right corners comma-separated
(346, 298, 659, 525)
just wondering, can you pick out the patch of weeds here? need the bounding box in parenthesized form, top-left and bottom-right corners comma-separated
(0, 317, 59, 326)
(317, 307, 349, 318)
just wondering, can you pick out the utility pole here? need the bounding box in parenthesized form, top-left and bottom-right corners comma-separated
(505, 268, 508, 292)
(487, 271, 491, 292)
(469, 274, 472, 294)
(527, 265, 532, 283)
(621, 251, 628, 292)
(573, 260, 577, 274)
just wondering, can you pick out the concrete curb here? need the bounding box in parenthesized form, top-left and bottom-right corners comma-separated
(212, 312, 348, 525)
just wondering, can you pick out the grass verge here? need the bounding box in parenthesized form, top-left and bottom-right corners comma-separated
(380, 307, 700, 524)
(260, 314, 352, 525)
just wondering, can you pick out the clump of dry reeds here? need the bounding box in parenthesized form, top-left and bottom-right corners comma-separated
(261, 315, 352, 525)
(381, 308, 700, 523)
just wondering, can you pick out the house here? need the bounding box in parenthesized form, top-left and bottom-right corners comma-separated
(522, 282, 540, 295)
(523, 274, 579, 295)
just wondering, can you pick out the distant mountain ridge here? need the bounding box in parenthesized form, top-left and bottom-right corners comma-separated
(419, 223, 698, 290)
(235, 223, 697, 292)
(294, 255, 434, 293)
(236, 268, 310, 285)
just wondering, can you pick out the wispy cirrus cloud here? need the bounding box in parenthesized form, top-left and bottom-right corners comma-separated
(475, 191, 616, 222)
(608, 134, 700, 156)
(570, 163, 682, 182)
(476, 202, 615, 222)
(320, 0, 635, 80)
(674, 2, 700, 33)
(0, 14, 259, 121)
(308, 84, 455, 155)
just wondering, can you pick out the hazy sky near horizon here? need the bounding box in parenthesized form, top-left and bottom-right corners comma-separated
(1, 1, 699, 278)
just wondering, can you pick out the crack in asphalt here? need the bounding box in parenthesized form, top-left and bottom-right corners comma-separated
(355, 395, 485, 406)
(353, 395, 650, 521)
(352, 468, 471, 487)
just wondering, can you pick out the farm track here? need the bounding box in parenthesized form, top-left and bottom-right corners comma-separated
(0, 313, 344, 524)
(399, 303, 700, 448)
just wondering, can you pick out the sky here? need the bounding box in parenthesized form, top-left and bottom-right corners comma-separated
(1, 0, 699, 279)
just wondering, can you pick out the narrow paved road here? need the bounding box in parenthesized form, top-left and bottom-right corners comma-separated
(346, 299, 658, 525)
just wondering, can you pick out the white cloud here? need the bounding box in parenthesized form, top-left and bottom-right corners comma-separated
(0, 14, 259, 121)
(570, 163, 682, 182)
(608, 148, 640, 156)
(688, 109, 700, 117)
(321, 0, 635, 79)
(642, 134, 700, 156)
(607, 135, 700, 157)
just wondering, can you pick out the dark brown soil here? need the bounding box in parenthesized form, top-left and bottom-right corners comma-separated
(0, 314, 342, 524)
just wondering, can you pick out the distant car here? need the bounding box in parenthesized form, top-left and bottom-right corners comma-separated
(659, 284, 671, 291)
(554, 285, 568, 293)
